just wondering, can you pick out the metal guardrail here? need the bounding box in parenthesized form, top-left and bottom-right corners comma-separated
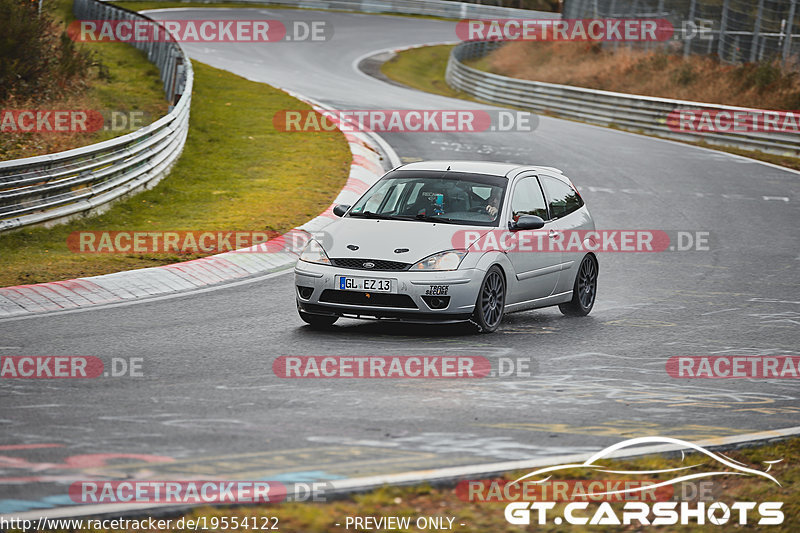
(446, 41, 800, 157)
(0, 0, 193, 232)
(122, 0, 560, 20)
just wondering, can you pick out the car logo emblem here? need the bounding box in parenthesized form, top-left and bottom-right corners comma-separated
(363, 262, 375, 269)
(347, 244, 359, 251)
(394, 248, 409, 253)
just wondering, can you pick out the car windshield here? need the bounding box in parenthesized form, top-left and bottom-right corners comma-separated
(348, 171, 508, 227)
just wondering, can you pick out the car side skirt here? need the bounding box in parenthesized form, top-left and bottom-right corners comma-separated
(504, 290, 573, 313)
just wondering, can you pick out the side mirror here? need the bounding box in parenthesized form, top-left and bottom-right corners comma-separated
(333, 204, 351, 217)
(509, 215, 545, 231)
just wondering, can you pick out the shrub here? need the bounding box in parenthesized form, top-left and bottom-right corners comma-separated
(0, 0, 92, 103)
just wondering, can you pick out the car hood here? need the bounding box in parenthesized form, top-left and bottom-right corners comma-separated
(317, 218, 491, 264)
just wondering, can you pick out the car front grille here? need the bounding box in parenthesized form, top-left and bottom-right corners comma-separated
(319, 290, 418, 309)
(330, 258, 411, 271)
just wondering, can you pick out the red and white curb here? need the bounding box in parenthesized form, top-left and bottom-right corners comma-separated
(0, 122, 394, 320)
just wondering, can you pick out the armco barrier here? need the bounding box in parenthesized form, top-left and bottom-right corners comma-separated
(446, 41, 800, 157)
(0, 0, 192, 232)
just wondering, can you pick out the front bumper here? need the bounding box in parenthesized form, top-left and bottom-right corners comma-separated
(294, 260, 484, 323)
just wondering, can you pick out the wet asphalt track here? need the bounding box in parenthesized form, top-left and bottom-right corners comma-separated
(0, 7, 798, 515)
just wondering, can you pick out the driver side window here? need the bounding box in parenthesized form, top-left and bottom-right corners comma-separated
(511, 177, 548, 221)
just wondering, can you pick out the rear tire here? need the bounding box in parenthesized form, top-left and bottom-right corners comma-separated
(559, 254, 598, 317)
(298, 310, 338, 328)
(472, 266, 506, 333)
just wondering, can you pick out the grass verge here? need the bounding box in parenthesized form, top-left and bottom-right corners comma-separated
(380, 44, 800, 172)
(380, 45, 472, 100)
(29, 437, 799, 532)
(0, 61, 351, 287)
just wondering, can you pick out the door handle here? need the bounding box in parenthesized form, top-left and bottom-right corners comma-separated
(548, 229, 559, 238)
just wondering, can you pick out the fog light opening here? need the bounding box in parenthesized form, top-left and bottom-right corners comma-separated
(297, 286, 314, 299)
(422, 295, 451, 310)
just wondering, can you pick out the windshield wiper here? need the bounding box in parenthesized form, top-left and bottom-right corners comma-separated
(348, 211, 394, 220)
(413, 213, 456, 224)
(350, 212, 456, 224)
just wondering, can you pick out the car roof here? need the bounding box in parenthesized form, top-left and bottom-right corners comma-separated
(395, 160, 564, 178)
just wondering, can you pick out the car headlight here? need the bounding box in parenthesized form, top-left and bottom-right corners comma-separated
(411, 250, 467, 271)
(299, 239, 331, 265)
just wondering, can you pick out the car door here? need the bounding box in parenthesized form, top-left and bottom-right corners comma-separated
(504, 175, 562, 303)
(539, 174, 593, 295)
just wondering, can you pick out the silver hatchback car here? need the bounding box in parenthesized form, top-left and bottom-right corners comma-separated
(294, 161, 598, 332)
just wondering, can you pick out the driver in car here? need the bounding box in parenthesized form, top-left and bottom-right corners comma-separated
(485, 190, 501, 218)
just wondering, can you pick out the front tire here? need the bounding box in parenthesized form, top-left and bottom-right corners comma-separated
(472, 266, 506, 333)
(559, 254, 598, 317)
(298, 310, 338, 328)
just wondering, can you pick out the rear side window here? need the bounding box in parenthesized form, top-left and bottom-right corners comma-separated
(510, 177, 548, 221)
(542, 176, 583, 219)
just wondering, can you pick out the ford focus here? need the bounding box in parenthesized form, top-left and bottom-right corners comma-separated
(294, 161, 598, 332)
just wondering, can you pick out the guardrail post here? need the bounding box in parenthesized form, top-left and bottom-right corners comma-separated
(574, 0, 583, 18)
(609, 0, 618, 52)
(783, 0, 797, 66)
(750, 0, 764, 63)
(171, 57, 183, 105)
(628, 0, 637, 52)
(684, 0, 696, 58)
(717, 0, 729, 60)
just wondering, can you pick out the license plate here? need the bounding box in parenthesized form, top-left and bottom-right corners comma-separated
(338, 276, 392, 292)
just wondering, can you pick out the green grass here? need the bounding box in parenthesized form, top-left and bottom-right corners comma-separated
(61, 0, 167, 133)
(83, 47, 168, 143)
(381, 44, 800, 172)
(0, 61, 350, 287)
(380, 45, 472, 100)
